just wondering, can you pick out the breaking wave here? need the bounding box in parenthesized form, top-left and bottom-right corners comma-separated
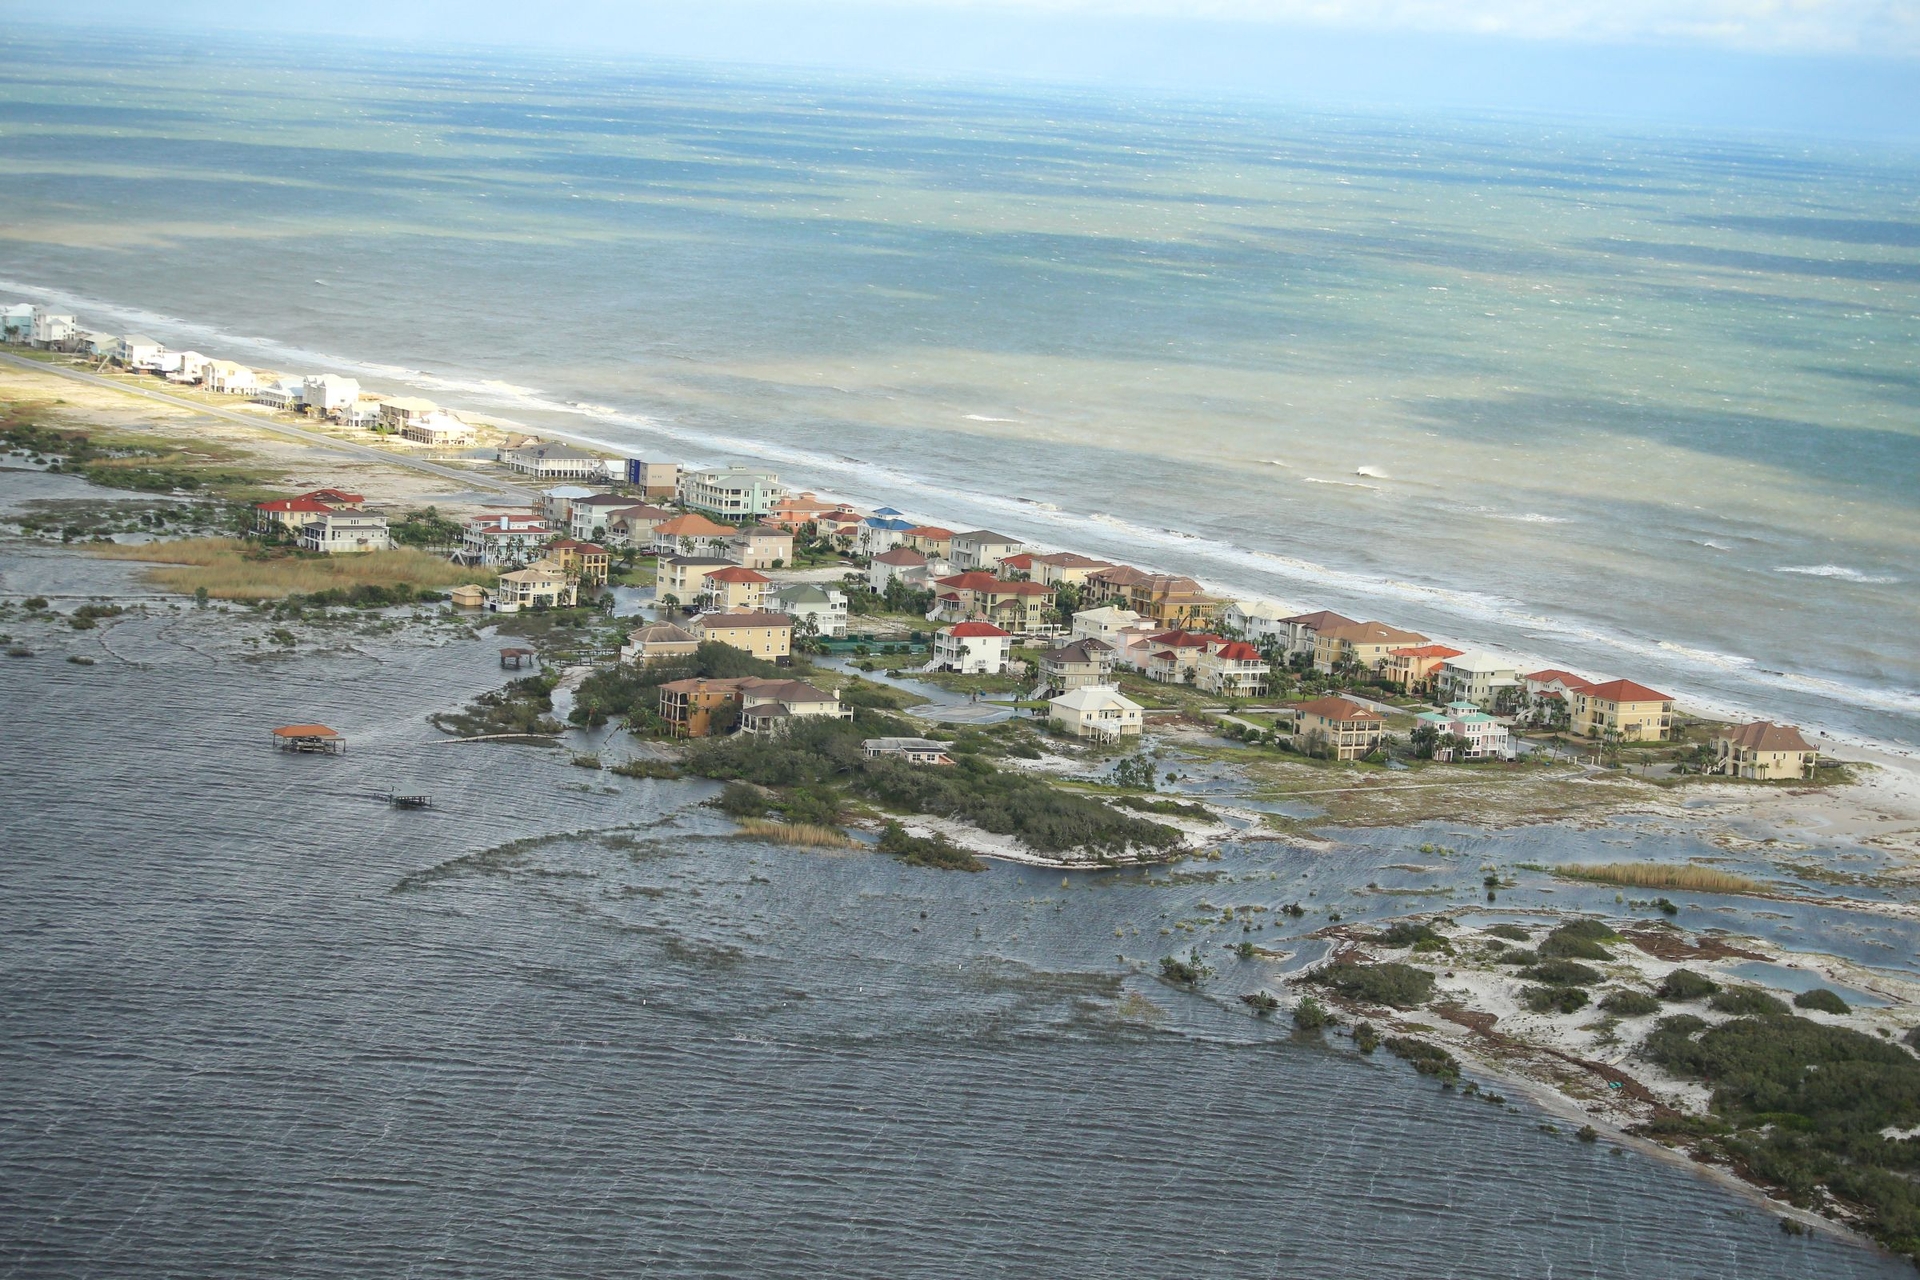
(1776, 565, 1898, 585)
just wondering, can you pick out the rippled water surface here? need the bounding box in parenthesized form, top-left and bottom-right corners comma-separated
(0, 604, 1909, 1277)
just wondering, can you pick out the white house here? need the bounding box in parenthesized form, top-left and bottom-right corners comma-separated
(499, 438, 603, 479)
(867, 546, 928, 592)
(567, 493, 642, 542)
(298, 512, 390, 555)
(1417, 702, 1514, 760)
(254, 377, 304, 410)
(1435, 651, 1521, 709)
(1049, 685, 1144, 741)
(118, 334, 163, 370)
(378, 396, 439, 432)
(457, 512, 552, 567)
(400, 411, 475, 446)
(678, 466, 787, 518)
(1223, 600, 1291, 646)
(773, 582, 849, 638)
(1071, 605, 1146, 647)
(303, 374, 361, 416)
(345, 398, 384, 428)
(203, 361, 257, 395)
(949, 530, 1026, 573)
(163, 351, 213, 383)
(856, 516, 916, 556)
(29, 306, 75, 348)
(933, 621, 1013, 674)
(540, 485, 599, 528)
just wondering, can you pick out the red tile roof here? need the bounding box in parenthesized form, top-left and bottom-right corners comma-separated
(936, 571, 1000, 591)
(905, 525, 954, 540)
(947, 621, 1011, 638)
(1214, 641, 1264, 662)
(257, 497, 336, 514)
(1391, 644, 1465, 660)
(1294, 696, 1383, 723)
(1524, 668, 1590, 688)
(549, 539, 608, 553)
(706, 566, 769, 583)
(1580, 678, 1672, 704)
(874, 547, 928, 566)
(1721, 721, 1814, 752)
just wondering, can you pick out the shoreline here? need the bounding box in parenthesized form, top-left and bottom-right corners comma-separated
(2, 329, 1914, 762)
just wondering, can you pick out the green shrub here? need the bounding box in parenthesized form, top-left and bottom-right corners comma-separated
(1160, 948, 1211, 985)
(1794, 988, 1851, 1015)
(610, 758, 679, 779)
(1241, 990, 1279, 1014)
(1385, 1036, 1460, 1082)
(1486, 924, 1532, 942)
(1353, 1021, 1380, 1054)
(1658, 968, 1720, 1001)
(1495, 948, 1539, 966)
(1307, 962, 1434, 1009)
(1600, 989, 1663, 1017)
(1709, 987, 1790, 1018)
(716, 782, 767, 818)
(1520, 959, 1605, 986)
(1375, 921, 1444, 948)
(1293, 995, 1335, 1030)
(1523, 985, 1591, 1015)
(876, 821, 984, 872)
(1539, 919, 1618, 960)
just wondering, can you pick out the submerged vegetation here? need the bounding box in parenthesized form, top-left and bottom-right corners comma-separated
(91, 538, 485, 600)
(430, 673, 563, 737)
(1306, 961, 1434, 1009)
(1558, 862, 1765, 896)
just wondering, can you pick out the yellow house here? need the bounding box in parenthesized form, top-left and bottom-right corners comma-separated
(1292, 695, 1385, 761)
(1312, 621, 1429, 675)
(698, 566, 770, 611)
(548, 539, 610, 586)
(1713, 722, 1816, 780)
(660, 555, 735, 602)
(1570, 678, 1674, 740)
(492, 560, 577, 613)
(691, 609, 792, 660)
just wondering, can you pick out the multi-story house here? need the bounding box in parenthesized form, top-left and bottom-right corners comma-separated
(1195, 640, 1269, 697)
(1038, 638, 1114, 693)
(1416, 702, 1514, 760)
(1312, 621, 1430, 676)
(298, 512, 390, 555)
(773, 583, 849, 638)
(677, 467, 787, 518)
(948, 530, 1026, 573)
(689, 609, 792, 660)
(1292, 696, 1386, 761)
(458, 512, 552, 567)
(1435, 651, 1521, 709)
(933, 621, 1013, 674)
(1085, 566, 1220, 628)
(652, 512, 737, 557)
(928, 572, 1054, 633)
(1381, 644, 1464, 694)
(1570, 679, 1674, 741)
(1049, 685, 1144, 741)
(1713, 722, 1817, 780)
(1277, 609, 1357, 657)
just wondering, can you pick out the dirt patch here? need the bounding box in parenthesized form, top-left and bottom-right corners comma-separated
(1622, 929, 1767, 962)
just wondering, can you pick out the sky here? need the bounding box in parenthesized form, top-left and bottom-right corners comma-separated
(7, 0, 1920, 135)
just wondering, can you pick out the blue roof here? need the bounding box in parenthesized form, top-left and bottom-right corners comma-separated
(874, 507, 905, 516)
(865, 516, 914, 531)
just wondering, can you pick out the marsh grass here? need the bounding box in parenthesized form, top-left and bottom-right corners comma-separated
(1558, 862, 1764, 895)
(91, 539, 489, 600)
(734, 818, 858, 849)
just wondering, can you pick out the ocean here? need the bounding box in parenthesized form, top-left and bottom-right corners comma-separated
(2, 29, 1917, 749)
(1, 586, 1912, 1277)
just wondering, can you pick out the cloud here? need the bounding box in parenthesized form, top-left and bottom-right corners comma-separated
(878, 0, 1920, 56)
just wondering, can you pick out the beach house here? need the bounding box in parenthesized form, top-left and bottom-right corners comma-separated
(116, 334, 163, 370)
(302, 374, 360, 417)
(699, 566, 772, 611)
(857, 516, 916, 556)
(1027, 552, 1116, 587)
(729, 524, 794, 570)
(659, 555, 737, 604)
(457, 511, 552, 567)
(492, 560, 577, 612)
(1071, 605, 1146, 647)
(949, 530, 1026, 573)
(29, 306, 75, 348)
(499, 438, 603, 479)
(652, 512, 737, 557)
(1292, 696, 1386, 761)
(605, 504, 675, 547)
(1142, 630, 1221, 684)
(690, 609, 793, 660)
(0, 303, 32, 342)
(1381, 644, 1464, 694)
(1570, 679, 1674, 741)
(933, 621, 1013, 674)
(868, 547, 931, 592)
(1195, 640, 1270, 697)
(620, 621, 700, 665)
(738, 679, 848, 735)
(678, 466, 786, 518)
(298, 512, 390, 555)
(657, 677, 749, 737)
(203, 360, 257, 395)
(1038, 638, 1114, 694)
(547, 539, 610, 587)
(1417, 702, 1514, 760)
(561, 493, 640, 542)
(1085, 566, 1219, 628)
(253, 495, 340, 535)
(1312, 621, 1430, 676)
(1049, 685, 1144, 741)
(1222, 601, 1292, 646)
(902, 526, 956, 559)
(255, 377, 304, 410)
(862, 738, 957, 766)
(1712, 722, 1817, 780)
(1435, 652, 1521, 709)
(929, 571, 1055, 633)
(772, 582, 849, 638)
(1277, 610, 1357, 657)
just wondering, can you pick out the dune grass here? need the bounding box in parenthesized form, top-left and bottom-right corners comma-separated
(1557, 861, 1765, 895)
(91, 538, 490, 600)
(734, 818, 859, 849)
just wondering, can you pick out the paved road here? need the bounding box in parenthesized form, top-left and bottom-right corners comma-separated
(1, 352, 536, 502)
